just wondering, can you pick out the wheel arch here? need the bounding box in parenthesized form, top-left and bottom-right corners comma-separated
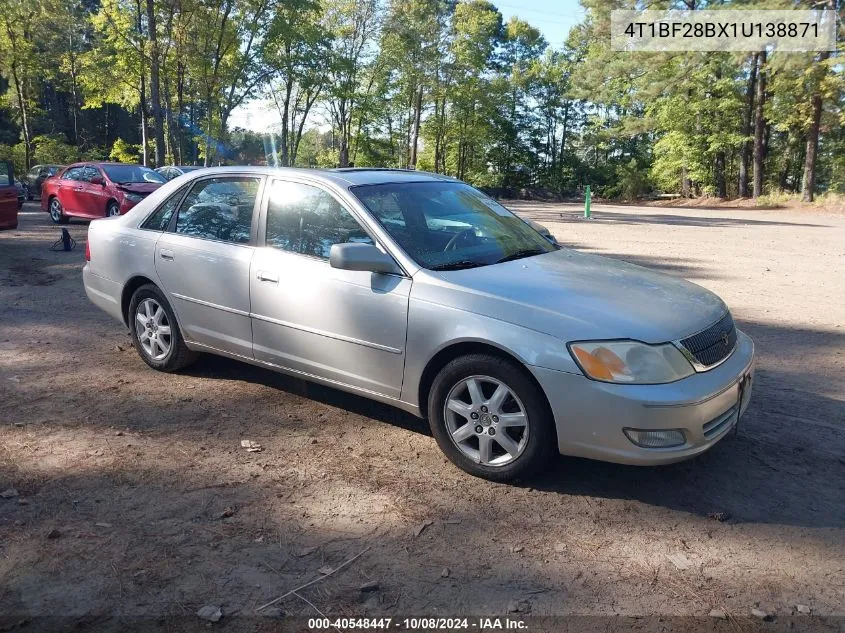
(121, 276, 159, 327)
(417, 340, 554, 427)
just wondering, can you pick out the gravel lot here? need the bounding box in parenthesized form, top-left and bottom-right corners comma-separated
(1, 201, 843, 631)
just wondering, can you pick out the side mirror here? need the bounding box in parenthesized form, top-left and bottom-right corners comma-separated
(330, 243, 401, 275)
(90, 175, 105, 186)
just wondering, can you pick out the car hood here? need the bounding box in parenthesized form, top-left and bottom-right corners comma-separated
(421, 248, 727, 344)
(116, 182, 162, 195)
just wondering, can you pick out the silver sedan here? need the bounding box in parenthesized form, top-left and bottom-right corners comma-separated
(83, 167, 754, 481)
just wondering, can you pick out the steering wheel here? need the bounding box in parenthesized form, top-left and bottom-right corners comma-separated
(444, 228, 477, 251)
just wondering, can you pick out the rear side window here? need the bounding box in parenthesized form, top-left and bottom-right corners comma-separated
(174, 177, 260, 244)
(0, 163, 11, 186)
(141, 190, 184, 232)
(265, 180, 373, 259)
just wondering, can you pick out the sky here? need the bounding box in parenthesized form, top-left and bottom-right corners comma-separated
(228, 0, 586, 133)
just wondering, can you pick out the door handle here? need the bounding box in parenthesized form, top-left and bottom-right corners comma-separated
(159, 249, 175, 261)
(256, 270, 279, 283)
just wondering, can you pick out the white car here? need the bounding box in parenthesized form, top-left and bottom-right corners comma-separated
(83, 167, 754, 481)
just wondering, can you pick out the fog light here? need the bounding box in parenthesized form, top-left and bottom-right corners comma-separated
(623, 428, 686, 449)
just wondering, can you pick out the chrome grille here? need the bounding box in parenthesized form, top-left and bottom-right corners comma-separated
(679, 312, 737, 368)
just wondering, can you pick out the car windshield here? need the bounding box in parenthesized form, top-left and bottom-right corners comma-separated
(101, 164, 166, 184)
(352, 181, 557, 270)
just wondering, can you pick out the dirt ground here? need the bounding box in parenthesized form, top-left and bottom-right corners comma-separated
(1, 201, 843, 632)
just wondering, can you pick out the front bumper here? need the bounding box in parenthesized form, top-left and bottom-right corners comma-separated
(119, 198, 142, 214)
(530, 329, 755, 465)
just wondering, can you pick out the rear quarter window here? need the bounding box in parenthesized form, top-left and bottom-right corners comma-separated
(141, 189, 185, 232)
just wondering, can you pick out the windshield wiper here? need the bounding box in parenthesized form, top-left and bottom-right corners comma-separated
(494, 248, 547, 264)
(430, 260, 484, 271)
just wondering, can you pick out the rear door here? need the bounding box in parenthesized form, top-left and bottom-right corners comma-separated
(154, 174, 264, 358)
(0, 162, 17, 229)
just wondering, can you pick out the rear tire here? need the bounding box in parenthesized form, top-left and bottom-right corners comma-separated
(49, 197, 69, 224)
(427, 353, 556, 482)
(128, 284, 198, 372)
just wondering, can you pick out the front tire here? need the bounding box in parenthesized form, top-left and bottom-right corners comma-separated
(427, 354, 556, 482)
(107, 201, 121, 217)
(49, 197, 69, 224)
(128, 284, 197, 372)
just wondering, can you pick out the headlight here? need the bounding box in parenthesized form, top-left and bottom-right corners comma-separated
(568, 340, 694, 384)
(124, 193, 144, 203)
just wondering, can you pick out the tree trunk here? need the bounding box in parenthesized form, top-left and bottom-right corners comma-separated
(280, 79, 292, 166)
(800, 47, 831, 203)
(9, 64, 31, 170)
(714, 151, 726, 198)
(136, 0, 148, 166)
(409, 85, 423, 169)
(738, 53, 758, 197)
(67, 29, 80, 145)
(176, 64, 185, 164)
(801, 93, 823, 202)
(752, 52, 767, 199)
(712, 63, 726, 198)
(163, 79, 176, 165)
(338, 118, 350, 167)
(146, 0, 164, 166)
(681, 166, 690, 198)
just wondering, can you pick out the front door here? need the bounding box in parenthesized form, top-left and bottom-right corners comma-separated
(56, 166, 86, 215)
(154, 175, 264, 358)
(76, 166, 108, 217)
(249, 179, 411, 399)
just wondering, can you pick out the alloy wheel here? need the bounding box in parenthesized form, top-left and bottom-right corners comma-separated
(443, 375, 529, 467)
(135, 298, 172, 361)
(108, 204, 121, 217)
(49, 199, 62, 222)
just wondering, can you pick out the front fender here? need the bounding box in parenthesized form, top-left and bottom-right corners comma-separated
(401, 295, 582, 410)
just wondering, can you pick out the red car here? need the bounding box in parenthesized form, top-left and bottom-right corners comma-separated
(41, 162, 166, 223)
(0, 161, 18, 230)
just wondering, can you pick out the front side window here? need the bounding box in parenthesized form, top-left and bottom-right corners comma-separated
(0, 163, 11, 186)
(174, 177, 260, 244)
(62, 167, 84, 181)
(352, 182, 556, 270)
(265, 180, 373, 259)
(81, 166, 101, 182)
(101, 164, 166, 184)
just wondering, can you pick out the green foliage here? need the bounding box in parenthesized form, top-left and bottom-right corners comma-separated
(109, 138, 142, 163)
(0, 0, 840, 200)
(606, 159, 651, 201)
(31, 135, 81, 166)
(0, 143, 27, 176)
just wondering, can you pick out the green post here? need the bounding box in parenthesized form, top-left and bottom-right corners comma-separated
(584, 185, 591, 219)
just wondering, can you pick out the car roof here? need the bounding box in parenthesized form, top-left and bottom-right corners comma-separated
(171, 166, 457, 188)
